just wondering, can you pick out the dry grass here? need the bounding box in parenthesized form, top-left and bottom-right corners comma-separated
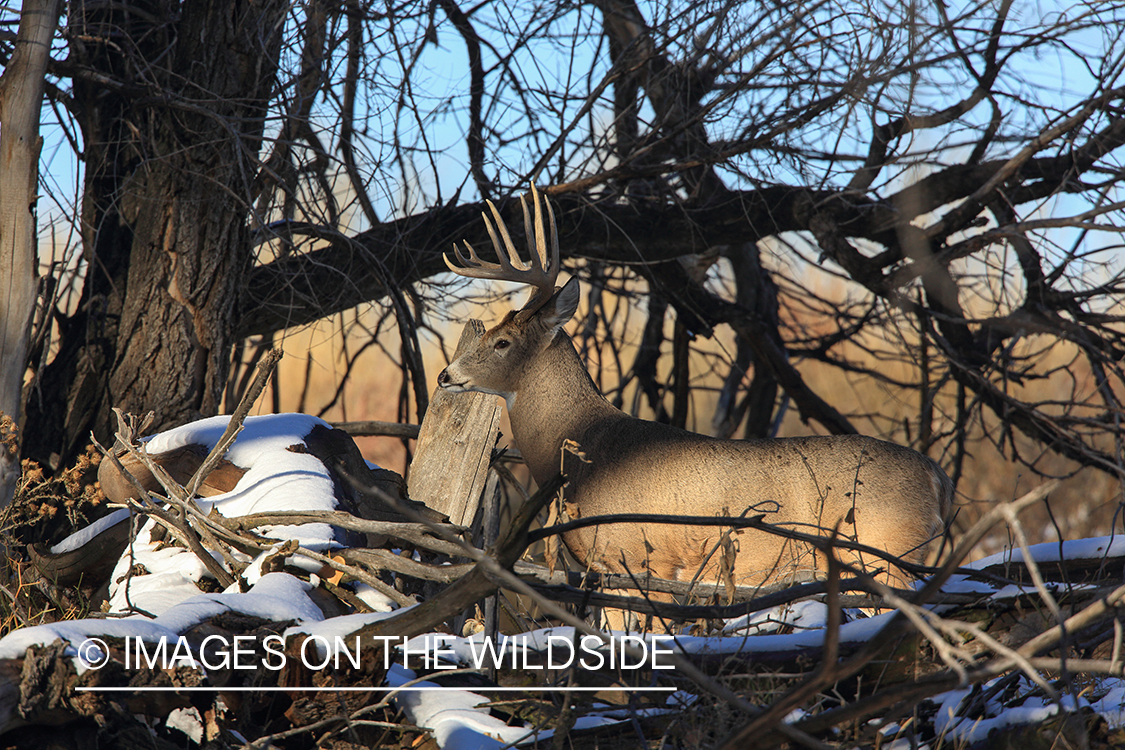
(0, 440, 104, 639)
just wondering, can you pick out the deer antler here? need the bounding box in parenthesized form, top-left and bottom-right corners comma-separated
(445, 184, 560, 316)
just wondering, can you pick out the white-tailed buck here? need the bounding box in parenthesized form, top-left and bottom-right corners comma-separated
(438, 186, 953, 598)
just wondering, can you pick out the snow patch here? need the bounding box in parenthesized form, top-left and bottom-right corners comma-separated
(108, 414, 346, 616)
(166, 707, 204, 743)
(50, 508, 131, 555)
(387, 665, 533, 749)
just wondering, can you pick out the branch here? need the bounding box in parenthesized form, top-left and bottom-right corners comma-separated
(236, 133, 1122, 339)
(184, 349, 282, 498)
(332, 420, 420, 439)
(437, 0, 490, 199)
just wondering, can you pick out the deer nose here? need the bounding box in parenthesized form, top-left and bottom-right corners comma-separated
(437, 369, 451, 387)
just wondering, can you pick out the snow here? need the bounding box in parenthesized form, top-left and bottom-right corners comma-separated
(152, 573, 325, 633)
(967, 535, 1125, 568)
(285, 610, 404, 659)
(931, 687, 972, 736)
(666, 691, 699, 708)
(926, 675, 1125, 747)
(106, 520, 214, 615)
(353, 581, 399, 612)
(166, 707, 204, 743)
(1089, 684, 1125, 729)
(144, 413, 326, 467)
(106, 413, 348, 616)
(722, 599, 828, 635)
(0, 415, 369, 673)
(667, 610, 896, 656)
(940, 535, 1125, 600)
(946, 700, 1060, 744)
(384, 660, 670, 748)
(50, 508, 131, 554)
(0, 574, 327, 677)
(882, 738, 932, 750)
(159, 414, 344, 550)
(387, 664, 535, 749)
(0, 616, 179, 665)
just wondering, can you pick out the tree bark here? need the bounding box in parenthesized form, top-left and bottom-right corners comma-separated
(0, 0, 60, 506)
(23, 0, 287, 470)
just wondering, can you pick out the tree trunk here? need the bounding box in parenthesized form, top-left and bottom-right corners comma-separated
(23, 0, 287, 470)
(0, 0, 60, 505)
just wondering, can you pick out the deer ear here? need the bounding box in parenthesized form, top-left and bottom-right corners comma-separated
(540, 276, 580, 329)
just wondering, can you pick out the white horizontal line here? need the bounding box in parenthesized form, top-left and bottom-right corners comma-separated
(76, 686, 677, 693)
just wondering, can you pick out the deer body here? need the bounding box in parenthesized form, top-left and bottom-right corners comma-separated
(438, 187, 952, 590)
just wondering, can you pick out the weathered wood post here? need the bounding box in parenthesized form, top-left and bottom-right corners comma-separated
(408, 320, 502, 530)
(408, 320, 504, 639)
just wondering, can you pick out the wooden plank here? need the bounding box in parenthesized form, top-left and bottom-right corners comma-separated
(408, 320, 502, 527)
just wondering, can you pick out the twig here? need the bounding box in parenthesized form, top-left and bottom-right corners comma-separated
(910, 480, 1061, 605)
(793, 582, 1125, 739)
(1016, 582, 1125, 662)
(185, 349, 282, 499)
(333, 420, 420, 439)
(104, 351, 282, 590)
(113, 435, 243, 578)
(241, 671, 438, 749)
(290, 544, 415, 608)
(128, 499, 237, 589)
(96, 423, 238, 589)
(219, 510, 468, 556)
(527, 511, 939, 579)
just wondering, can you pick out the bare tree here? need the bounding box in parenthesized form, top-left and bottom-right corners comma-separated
(2, 0, 1123, 520)
(0, 0, 59, 505)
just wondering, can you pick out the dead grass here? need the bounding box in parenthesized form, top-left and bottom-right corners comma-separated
(0, 441, 104, 639)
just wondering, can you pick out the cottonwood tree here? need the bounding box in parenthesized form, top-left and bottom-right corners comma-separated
(2, 1, 1123, 515)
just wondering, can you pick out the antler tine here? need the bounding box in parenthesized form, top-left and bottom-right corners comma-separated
(520, 184, 559, 282)
(443, 205, 517, 278)
(513, 185, 559, 313)
(444, 239, 494, 275)
(444, 186, 561, 314)
(541, 187, 560, 288)
(483, 199, 531, 273)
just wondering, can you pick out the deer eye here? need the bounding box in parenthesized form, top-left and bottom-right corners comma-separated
(494, 339, 510, 351)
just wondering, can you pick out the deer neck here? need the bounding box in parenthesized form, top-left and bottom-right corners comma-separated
(506, 333, 618, 484)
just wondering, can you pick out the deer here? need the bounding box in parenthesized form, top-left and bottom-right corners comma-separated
(437, 186, 953, 619)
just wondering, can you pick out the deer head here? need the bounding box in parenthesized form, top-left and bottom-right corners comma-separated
(438, 186, 580, 402)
